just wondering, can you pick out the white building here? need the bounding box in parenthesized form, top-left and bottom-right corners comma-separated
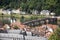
(32, 10, 38, 14)
(12, 9, 20, 14)
(0, 9, 21, 14)
(0, 9, 11, 15)
(20, 11, 26, 14)
(50, 12, 55, 16)
(40, 10, 50, 16)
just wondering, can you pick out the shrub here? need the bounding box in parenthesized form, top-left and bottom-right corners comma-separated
(20, 16, 25, 23)
(13, 26, 19, 29)
(1, 19, 11, 25)
(48, 27, 60, 40)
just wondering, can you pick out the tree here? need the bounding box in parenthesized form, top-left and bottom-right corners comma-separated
(1, 19, 11, 25)
(44, 0, 57, 10)
(0, 0, 60, 16)
(20, 16, 25, 23)
(49, 27, 60, 40)
(54, 0, 60, 16)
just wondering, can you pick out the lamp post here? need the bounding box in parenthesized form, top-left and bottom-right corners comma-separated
(44, 19, 49, 35)
(2, 13, 4, 20)
(1, 13, 4, 26)
(46, 19, 49, 24)
(10, 11, 13, 23)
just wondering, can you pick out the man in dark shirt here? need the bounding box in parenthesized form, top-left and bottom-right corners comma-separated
(0, 28, 8, 33)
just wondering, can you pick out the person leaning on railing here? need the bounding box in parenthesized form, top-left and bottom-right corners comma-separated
(0, 27, 8, 33)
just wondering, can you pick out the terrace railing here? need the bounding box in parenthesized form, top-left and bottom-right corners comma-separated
(0, 33, 23, 40)
(25, 36, 48, 40)
(7, 29, 21, 34)
(0, 33, 48, 40)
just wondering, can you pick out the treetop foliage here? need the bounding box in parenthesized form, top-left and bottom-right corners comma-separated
(0, 0, 60, 16)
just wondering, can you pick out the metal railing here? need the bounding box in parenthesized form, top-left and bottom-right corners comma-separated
(0, 33, 23, 40)
(0, 33, 48, 40)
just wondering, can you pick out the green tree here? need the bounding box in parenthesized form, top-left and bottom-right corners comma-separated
(54, 0, 60, 16)
(49, 27, 60, 40)
(20, 16, 25, 23)
(1, 19, 11, 25)
(0, 0, 60, 16)
(44, 0, 57, 10)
